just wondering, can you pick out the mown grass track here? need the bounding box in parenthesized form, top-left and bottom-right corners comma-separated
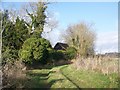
(24, 64, 118, 88)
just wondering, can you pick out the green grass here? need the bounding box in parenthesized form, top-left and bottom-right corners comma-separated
(24, 64, 118, 88)
(25, 69, 50, 88)
(61, 65, 118, 88)
(47, 65, 77, 88)
(24, 65, 77, 88)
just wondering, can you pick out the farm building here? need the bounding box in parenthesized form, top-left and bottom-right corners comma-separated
(54, 42, 69, 50)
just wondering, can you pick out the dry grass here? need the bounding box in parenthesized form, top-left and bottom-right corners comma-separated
(72, 56, 118, 75)
(2, 60, 27, 88)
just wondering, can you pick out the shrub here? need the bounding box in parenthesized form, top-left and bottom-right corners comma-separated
(48, 47, 77, 62)
(65, 47, 77, 60)
(19, 38, 51, 64)
(54, 50, 65, 60)
(2, 60, 27, 88)
(2, 47, 18, 64)
(48, 49, 65, 61)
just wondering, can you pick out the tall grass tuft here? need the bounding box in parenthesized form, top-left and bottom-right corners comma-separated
(73, 56, 118, 75)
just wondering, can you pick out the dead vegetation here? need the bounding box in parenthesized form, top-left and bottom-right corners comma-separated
(72, 56, 118, 75)
(2, 60, 27, 88)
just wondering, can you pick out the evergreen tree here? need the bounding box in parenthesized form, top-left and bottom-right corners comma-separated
(2, 10, 17, 63)
(2, 10, 29, 63)
(14, 17, 29, 49)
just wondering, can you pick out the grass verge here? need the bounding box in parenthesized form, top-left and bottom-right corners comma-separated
(61, 65, 118, 88)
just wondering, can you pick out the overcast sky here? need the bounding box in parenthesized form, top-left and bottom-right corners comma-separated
(1, 1, 118, 54)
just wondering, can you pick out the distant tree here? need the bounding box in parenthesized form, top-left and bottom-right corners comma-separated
(63, 22, 96, 58)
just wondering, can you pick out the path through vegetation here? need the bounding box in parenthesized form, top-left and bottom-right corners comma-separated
(24, 65, 118, 88)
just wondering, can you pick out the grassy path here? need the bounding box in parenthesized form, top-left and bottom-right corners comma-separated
(25, 65, 77, 88)
(60, 66, 81, 89)
(61, 65, 118, 88)
(25, 69, 50, 88)
(24, 64, 118, 88)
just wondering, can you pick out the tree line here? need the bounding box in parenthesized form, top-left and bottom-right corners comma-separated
(1, 2, 96, 66)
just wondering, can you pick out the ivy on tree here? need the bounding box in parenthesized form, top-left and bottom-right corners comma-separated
(25, 2, 47, 38)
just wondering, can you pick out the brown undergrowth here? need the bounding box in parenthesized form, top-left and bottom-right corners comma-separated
(2, 60, 27, 89)
(72, 56, 118, 75)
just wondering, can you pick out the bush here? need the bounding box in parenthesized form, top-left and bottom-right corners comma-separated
(54, 50, 65, 60)
(19, 38, 51, 64)
(48, 49, 65, 61)
(48, 47, 77, 62)
(2, 47, 18, 64)
(65, 47, 77, 60)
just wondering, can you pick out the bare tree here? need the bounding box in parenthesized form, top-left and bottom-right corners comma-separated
(8, 2, 32, 23)
(45, 11, 59, 33)
(63, 22, 96, 58)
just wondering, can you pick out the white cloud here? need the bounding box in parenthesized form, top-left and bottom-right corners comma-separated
(95, 31, 118, 54)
